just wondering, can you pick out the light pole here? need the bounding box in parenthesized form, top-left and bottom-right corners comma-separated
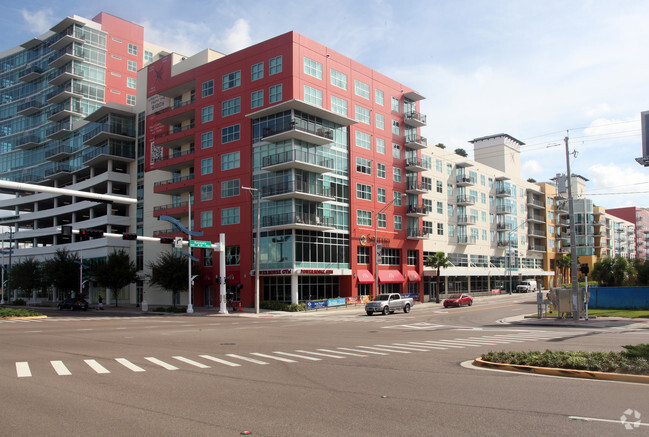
(374, 193, 404, 297)
(73, 258, 90, 299)
(503, 219, 526, 295)
(242, 186, 260, 314)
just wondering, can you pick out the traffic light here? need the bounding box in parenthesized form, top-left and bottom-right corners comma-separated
(79, 229, 104, 240)
(122, 233, 138, 241)
(580, 264, 590, 274)
(160, 237, 174, 244)
(60, 225, 72, 238)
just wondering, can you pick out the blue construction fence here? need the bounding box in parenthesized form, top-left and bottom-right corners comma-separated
(588, 286, 649, 309)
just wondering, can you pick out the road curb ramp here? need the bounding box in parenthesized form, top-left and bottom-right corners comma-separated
(472, 357, 649, 384)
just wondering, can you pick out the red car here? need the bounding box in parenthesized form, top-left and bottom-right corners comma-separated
(443, 294, 473, 308)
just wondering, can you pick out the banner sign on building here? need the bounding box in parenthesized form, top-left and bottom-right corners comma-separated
(306, 300, 327, 310)
(327, 298, 346, 307)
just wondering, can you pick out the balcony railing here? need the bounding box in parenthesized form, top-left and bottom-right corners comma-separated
(262, 119, 334, 142)
(456, 176, 477, 185)
(153, 122, 195, 140)
(457, 215, 477, 224)
(262, 212, 334, 228)
(456, 195, 476, 205)
(262, 149, 334, 171)
(457, 236, 477, 244)
(155, 96, 196, 114)
(406, 205, 428, 215)
(261, 180, 331, 199)
(404, 111, 427, 126)
(154, 174, 195, 188)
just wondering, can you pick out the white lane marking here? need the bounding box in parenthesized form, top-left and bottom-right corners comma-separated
(16, 362, 31, 377)
(420, 340, 464, 349)
(51, 360, 71, 376)
(172, 356, 210, 369)
(250, 353, 296, 363)
(25, 330, 43, 333)
(144, 357, 178, 370)
(436, 340, 481, 347)
(390, 343, 436, 351)
(569, 416, 649, 427)
(406, 342, 449, 350)
(442, 339, 501, 345)
(116, 358, 145, 372)
(474, 336, 529, 343)
(273, 351, 321, 361)
(295, 349, 346, 359)
(356, 345, 410, 354)
(225, 354, 268, 365)
(337, 347, 388, 356)
(84, 359, 110, 374)
(317, 348, 366, 357)
(199, 355, 241, 367)
(76, 328, 93, 331)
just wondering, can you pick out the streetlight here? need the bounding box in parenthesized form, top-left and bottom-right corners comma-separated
(374, 193, 405, 297)
(242, 186, 260, 315)
(73, 259, 90, 299)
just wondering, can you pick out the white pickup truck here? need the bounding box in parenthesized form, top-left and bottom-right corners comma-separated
(365, 293, 414, 316)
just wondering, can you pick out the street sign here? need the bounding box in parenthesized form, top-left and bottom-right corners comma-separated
(173, 236, 183, 249)
(189, 240, 211, 248)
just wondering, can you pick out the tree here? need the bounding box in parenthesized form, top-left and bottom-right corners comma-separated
(454, 148, 468, 157)
(556, 254, 571, 285)
(147, 251, 199, 306)
(425, 252, 451, 303)
(591, 256, 636, 286)
(435, 143, 446, 149)
(93, 250, 139, 307)
(8, 258, 42, 302)
(42, 249, 80, 298)
(527, 178, 537, 183)
(633, 259, 649, 286)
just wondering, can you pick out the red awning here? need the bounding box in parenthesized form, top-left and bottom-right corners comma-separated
(378, 270, 405, 283)
(406, 270, 421, 282)
(357, 269, 374, 284)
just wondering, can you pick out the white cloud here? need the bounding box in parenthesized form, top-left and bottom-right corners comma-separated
(522, 159, 543, 176)
(21, 8, 55, 34)
(587, 163, 649, 207)
(211, 19, 253, 54)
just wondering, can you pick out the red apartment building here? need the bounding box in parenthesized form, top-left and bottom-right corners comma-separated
(144, 32, 426, 308)
(606, 207, 649, 260)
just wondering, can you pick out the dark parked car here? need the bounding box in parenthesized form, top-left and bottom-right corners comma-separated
(58, 297, 89, 311)
(443, 293, 473, 308)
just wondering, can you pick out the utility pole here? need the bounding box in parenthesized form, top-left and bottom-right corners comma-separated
(564, 132, 580, 320)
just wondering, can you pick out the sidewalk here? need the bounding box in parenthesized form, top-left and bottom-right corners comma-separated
(500, 313, 649, 330)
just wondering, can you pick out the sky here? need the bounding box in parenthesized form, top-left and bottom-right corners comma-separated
(2, 0, 648, 209)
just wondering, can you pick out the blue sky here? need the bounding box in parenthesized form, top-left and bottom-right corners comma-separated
(3, 0, 649, 208)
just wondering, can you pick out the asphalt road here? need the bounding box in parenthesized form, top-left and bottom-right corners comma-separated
(1, 295, 647, 436)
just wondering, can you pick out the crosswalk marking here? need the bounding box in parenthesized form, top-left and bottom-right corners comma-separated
(116, 358, 145, 372)
(420, 340, 464, 349)
(274, 351, 321, 361)
(390, 343, 436, 351)
(145, 357, 178, 370)
(295, 349, 346, 359)
(317, 348, 366, 357)
(84, 359, 110, 374)
(356, 345, 410, 354)
(337, 347, 388, 356)
(172, 356, 210, 369)
(199, 355, 241, 367)
(250, 353, 296, 363)
(436, 339, 482, 347)
(467, 336, 526, 344)
(16, 362, 31, 377)
(406, 342, 449, 350)
(51, 360, 71, 375)
(225, 354, 268, 365)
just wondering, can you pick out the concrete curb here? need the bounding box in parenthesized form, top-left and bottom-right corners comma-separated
(472, 357, 649, 384)
(1, 315, 48, 321)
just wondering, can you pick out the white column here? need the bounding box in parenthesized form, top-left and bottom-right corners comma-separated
(218, 233, 227, 314)
(291, 274, 298, 304)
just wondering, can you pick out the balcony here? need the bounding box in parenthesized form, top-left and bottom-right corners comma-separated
(47, 100, 83, 122)
(153, 201, 190, 218)
(153, 174, 195, 195)
(262, 212, 335, 231)
(527, 214, 546, 224)
(457, 236, 477, 245)
(44, 162, 71, 180)
(17, 98, 46, 116)
(154, 97, 196, 125)
(406, 205, 428, 217)
(495, 206, 513, 214)
(404, 135, 427, 150)
(456, 195, 475, 206)
(46, 83, 83, 104)
(15, 133, 44, 150)
(457, 215, 477, 225)
(404, 111, 427, 128)
(528, 245, 546, 253)
(152, 122, 195, 149)
(528, 230, 547, 238)
(495, 187, 512, 197)
(49, 44, 84, 69)
(406, 182, 429, 194)
(49, 26, 85, 51)
(262, 149, 334, 173)
(455, 175, 476, 186)
(84, 123, 136, 146)
(45, 120, 73, 140)
(527, 197, 544, 209)
(149, 148, 195, 172)
(405, 158, 427, 172)
(82, 142, 136, 166)
(496, 223, 514, 231)
(49, 64, 84, 86)
(18, 65, 45, 82)
(45, 143, 75, 161)
(262, 119, 335, 146)
(261, 180, 334, 202)
(407, 228, 429, 240)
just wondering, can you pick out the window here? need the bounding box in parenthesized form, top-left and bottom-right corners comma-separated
(251, 62, 263, 81)
(112, 55, 121, 60)
(127, 77, 136, 89)
(394, 215, 402, 230)
(226, 246, 240, 265)
(355, 105, 370, 124)
(221, 179, 240, 198)
(423, 221, 433, 236)
(357, 246, 370, 264)
(392, 120, 400, 136)
(331, 96, 347, 115)
(222, 97, 241, 117)
(449, 225, 455, 237)
(201, 158, 213, 175)
(221, 207, 240, 225)
(437, 223, 444, 236)
(393, 168, 401, 182)
(251, 90, 263, 108)
(375, 89, 384, 105)
(356, 157, 372, 175)
(269, 56, 282, 75)
(481, 175, 486, 186)
(201, 211, 213, 228)
(394, 191, 403, 206)
(436, 159, 443, 172)
(391, 96, 399, 112)
(377, 213, 387, 229)
(221, 124, 240, 143)
(424, 198, 433, 212)
(447, 163, 453, 175)
(481, 192, 487, 204)
(377, 187, 386, 203)
(436, 180, 443, 193)
(448, 204, 454, 216)
(202, 80, 214, 97)
(201, 131, 213, 149)
(357, 210, 372, 226)
(201, 184, 213, 201)
(356, 183, 372, 200)
(304, 85, 323, 106)
(202, 105, 213, 123)
(377, 163, 386, 178)
(126, 94, 136, 105)
(304, 57, 323, 79)
(204, 249, 213, 267)
(128, 43, 137, 55)
(447, 183, 454, 195)
(330, 69, 347, 89)
(392, 143, 401, 159)
(221, 151, 240, 170)
(354, 80, 370, 98)
(422, 177, 432, 191)
(222, 71, 241, 90)
(269, 84, 282, 103)
(376, 138, 385, 154)
(437, 201, 443, 214)
(127, 60, 137, 72)
(355, 131, 371, 150)
(376, 113, 385, 130)
(144, 50, 153, 62)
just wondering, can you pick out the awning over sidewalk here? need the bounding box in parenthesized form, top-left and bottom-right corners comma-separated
(406, 270, 421, 282)
(378, 270, 405, 283)
(356, 269, 375, 284)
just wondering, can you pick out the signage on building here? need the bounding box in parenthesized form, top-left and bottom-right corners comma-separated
(297, 269, 334, 275)
(360, 235, 367, 246)
(260, 269, 293, 275)
(147, 94, 170, 113)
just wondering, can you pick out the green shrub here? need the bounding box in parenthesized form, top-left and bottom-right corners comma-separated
(622, 344, 649, 360)
(11, 299, 27, 306)
(260, 301, 306, 312)
(166, 306, 186, 313)
(153, 307, 167, 312)
(0, 307, 41, 318)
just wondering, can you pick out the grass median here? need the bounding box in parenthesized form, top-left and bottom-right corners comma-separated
(0, 307, 43, 318)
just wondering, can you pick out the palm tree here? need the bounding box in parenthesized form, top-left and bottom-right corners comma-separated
(425, 252, 451, 303)
(556, 255, 571, 286)
(147, 252, 199, 306)
(93, 250, 139, 307)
